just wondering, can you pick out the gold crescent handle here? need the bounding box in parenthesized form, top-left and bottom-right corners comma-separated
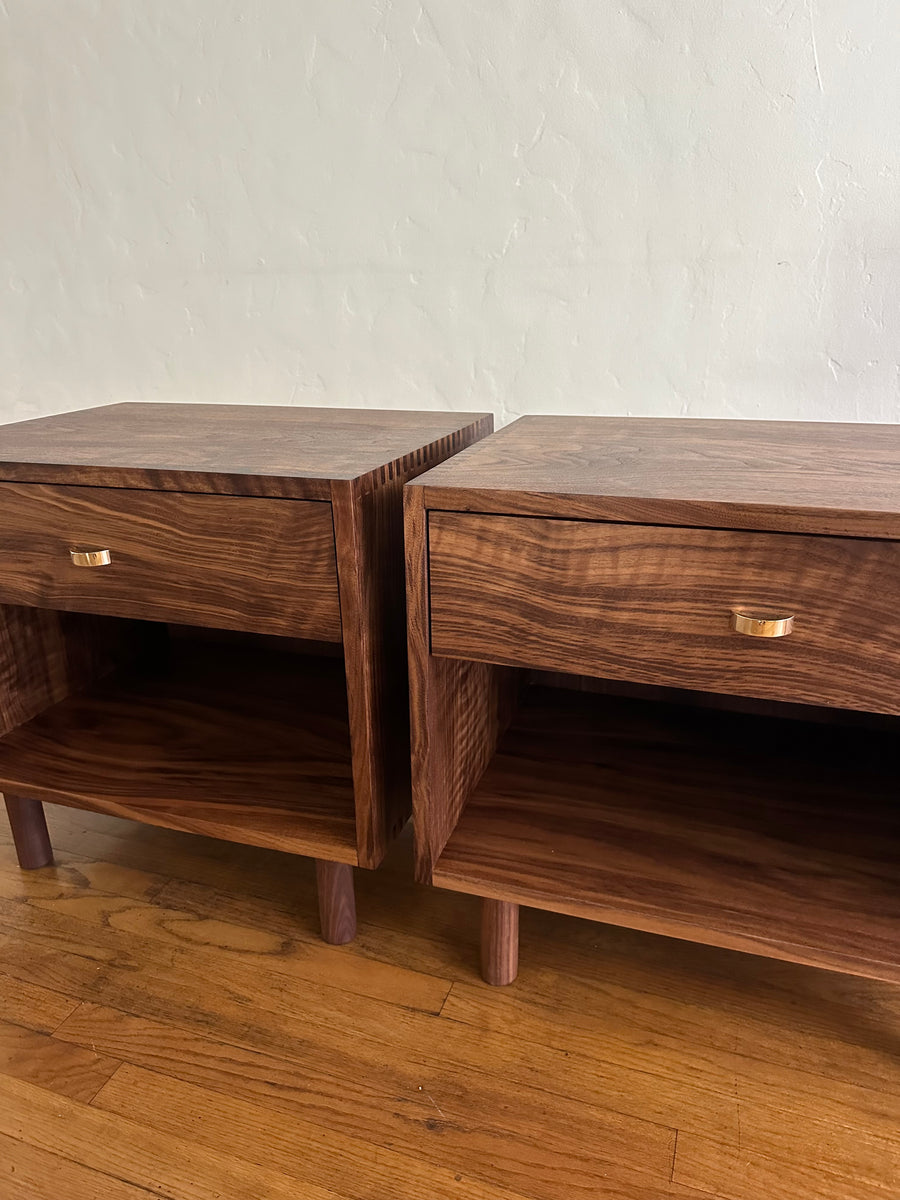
(731, 611, 794, 638)
(70, 548, 112, 568)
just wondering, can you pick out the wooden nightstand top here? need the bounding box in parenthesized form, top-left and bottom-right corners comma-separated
(0, 403, 491, 498)
(410, 415, 900, 539)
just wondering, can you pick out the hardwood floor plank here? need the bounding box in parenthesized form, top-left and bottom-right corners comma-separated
(4, 808, 307, 903)
(2, 855, 897, 1149)
(0, 866, 451, 1013)
(0, 967, 79, 1033)
(0, 922, 739, 1145)
(443, 957, 900, 1099)
(35, 823, 875, 1109)
(0, 1018, 120, 1103)
(1, 898, 896, 1169)
(10, 809, 474, 979)
(507, 918, 900, 1077)
(0, 849, 164, 907)
(93, 1063, 692, 1200)
(0, 1130, 161, 1200)
(674, 1129, 898, 1199)
(154, 865, 900, 1142)
(30, 809, 900, 1095)
(442, 980, 900, 1135)
(5, 807, 480, 982)
(1, 921, 691, 1195)
(1, 805, 897, 1199)
(0, 1074, 340, 1200)
(58, 1002, 677, 1199)
(140, 880, 742, 1138)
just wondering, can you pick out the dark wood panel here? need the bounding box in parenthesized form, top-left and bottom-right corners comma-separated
(481, 899, 519, 987)
(405, 486, 520, 884)
(0, 647, 357, 862)
(0, 483, 341, 641)
(530, 671, 899, 730)
(429, 513, 900, 715)
(412, 415, 900, 539)
(335, 415, 494, 869)
(3, 796, 52, 868)
(434, 687, 900, 982)
(0, 403, 491, 498)
(0, 605, 157, 738)
(315, 860, 357, 945)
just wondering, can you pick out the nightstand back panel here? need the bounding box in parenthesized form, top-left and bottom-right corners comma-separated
(0, 483, 341, 641)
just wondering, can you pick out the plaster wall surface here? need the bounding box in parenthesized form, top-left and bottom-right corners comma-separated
(1, 2, 898, 426)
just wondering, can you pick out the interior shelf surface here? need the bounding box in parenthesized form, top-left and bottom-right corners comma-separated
(434, 687, 900, 981)
(0, 646, 358, 862)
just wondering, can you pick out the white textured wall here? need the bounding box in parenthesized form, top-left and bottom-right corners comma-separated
(1, 2, 898, 427)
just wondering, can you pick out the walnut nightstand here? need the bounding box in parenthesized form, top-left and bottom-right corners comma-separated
(0, 401, 491, 943)
(406, 416, 900, 984)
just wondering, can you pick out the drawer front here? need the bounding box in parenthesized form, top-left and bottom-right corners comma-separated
(0, 483, 341, 640)
(428, 512, 900, 715)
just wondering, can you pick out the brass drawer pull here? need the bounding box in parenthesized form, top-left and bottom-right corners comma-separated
(70, 548, 112, 568)
(731, 611, 794, 638)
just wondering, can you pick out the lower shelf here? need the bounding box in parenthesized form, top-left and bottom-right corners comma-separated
(0, 647, 358, 863)
(434, 687, 900, 981)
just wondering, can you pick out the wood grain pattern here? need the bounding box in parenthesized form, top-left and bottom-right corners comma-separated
(0, 647, 358, 861)
(333, 476, 411, 870)
(0, 604, 158, 873)
(404, 485, 520, 884)
(0, 1017, 120, 1102)
(673, 1126, 900, 1200)
(0, 1074, 337, 1200)
(0, 482, 341, 640)
(429, 513, 900, 715)
(0, 841, 684, 1200)
(412, 414, 900, 539)
(0, 605, 156, 739)
(412, 416, 900, 985)
(0, 404, 492, 881)
(481, 898, 519, 986)
(1, 804, 897, 1198)
(0, 1132, 163, 1200)
(0, 401, 490, 498)
(7, 815, 893, 1110)
(434, 687, 900, 982)
(3, 796, 52, 868)
(315, 860, 356, 945)
(0, 971, 79, 1034)
(336, 414, 494, 868)
(0, 872, 450, 1018)
(92, 1065, 543, 1200)
(62, 1003, 677, 1200)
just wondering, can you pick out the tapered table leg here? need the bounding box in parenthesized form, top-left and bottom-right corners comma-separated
(481, 898, 519, 985)
(4, 795, 53, 869)
(316, 860, 357, 944)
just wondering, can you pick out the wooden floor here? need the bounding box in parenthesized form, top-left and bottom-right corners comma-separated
(0, 805, 897, 1200)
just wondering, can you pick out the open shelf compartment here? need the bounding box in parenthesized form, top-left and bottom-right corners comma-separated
(433, 685, 900, 981)
(0, 635, 357, 863)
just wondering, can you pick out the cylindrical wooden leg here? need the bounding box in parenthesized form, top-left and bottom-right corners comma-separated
(481, 898, 519, 986)
(316, 860, 357, 945)
(4, 795, 53, 870)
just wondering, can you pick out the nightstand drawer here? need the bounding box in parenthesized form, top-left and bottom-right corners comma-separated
(428, 512, 900, 714)
(0, 483, 341, 640)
